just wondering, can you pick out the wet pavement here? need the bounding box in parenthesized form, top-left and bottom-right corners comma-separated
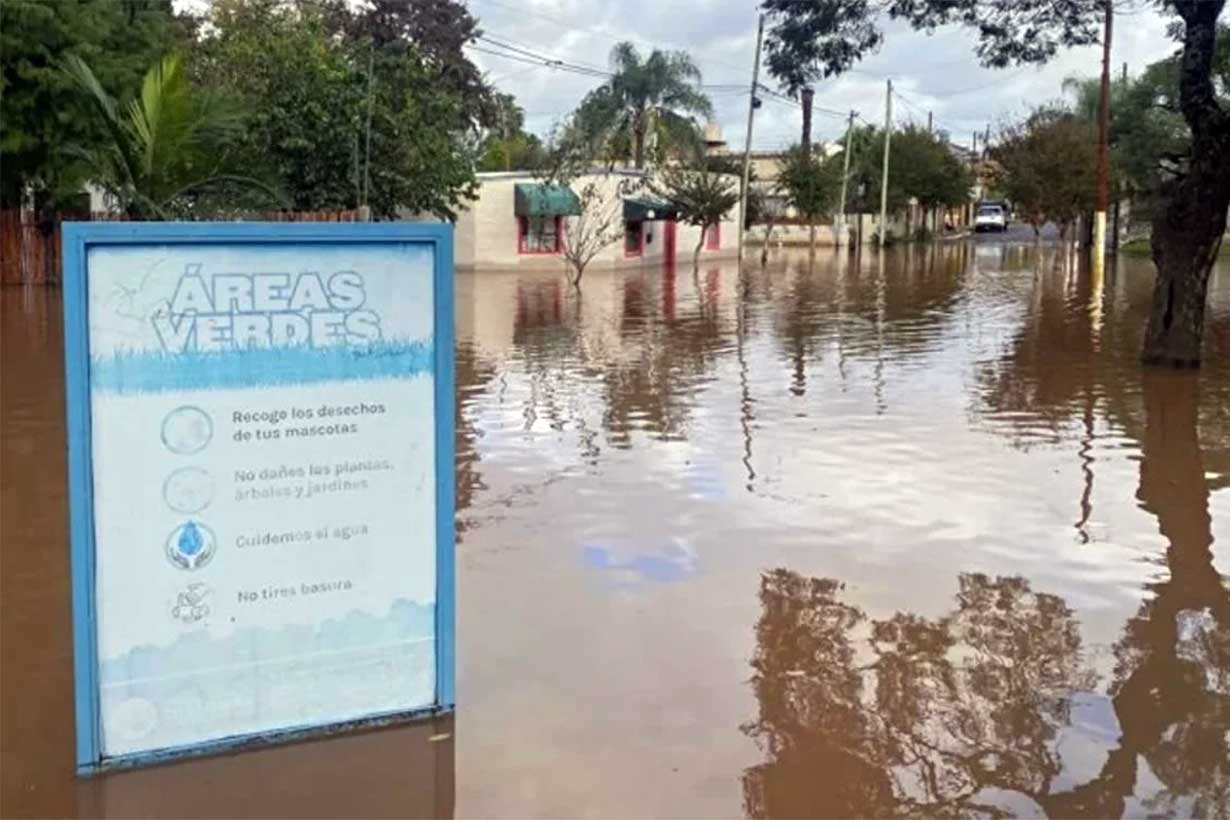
(4, 242, 1230, 817)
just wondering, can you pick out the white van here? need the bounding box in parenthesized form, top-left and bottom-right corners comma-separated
(975, 204, 1008, 233)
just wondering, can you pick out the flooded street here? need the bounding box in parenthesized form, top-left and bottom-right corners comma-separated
(5, 242, 1230, 817)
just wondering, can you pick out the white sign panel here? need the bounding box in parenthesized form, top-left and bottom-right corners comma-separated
(63, 224, 454, 771)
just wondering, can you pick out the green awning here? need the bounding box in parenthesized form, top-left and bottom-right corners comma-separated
(514, 183, 581, 217)
(623, 197, 678, 221)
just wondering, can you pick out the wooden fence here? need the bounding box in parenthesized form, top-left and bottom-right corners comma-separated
(0, 209, 361, 286)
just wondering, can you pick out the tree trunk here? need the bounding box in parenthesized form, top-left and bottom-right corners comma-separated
(693, 227, 706, 272)
(634, 123, 645, 170)
(800, 88, 814, 155)
(1144, 192, 1226, 366)
(1142, 0, 1230, 367)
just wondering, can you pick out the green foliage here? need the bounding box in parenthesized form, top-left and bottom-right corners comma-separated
(189, 0, 478, 218)
(337, 0, 495, 131)
(650, 158, 739, 266)
(0, 0, 179, 210)
(478, 133, 545, 172)
(478, 93, 545, 171)
(189, 0, 362, 211)
(991, 106, 1097, 230)
(574, 42, 713, 169)
(761, 0, 881, 92)
(775, 144, 842, 221)
(838, 124, 971, 216)
(1065, 24, 1229, 206)
(759, 1, 1102, 79)
(652, 163, 739, 231)
(63, 53, 283, 218)
(890, 125, 974, 209)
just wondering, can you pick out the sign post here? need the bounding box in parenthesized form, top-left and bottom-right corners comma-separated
(62, 222, 454, 773)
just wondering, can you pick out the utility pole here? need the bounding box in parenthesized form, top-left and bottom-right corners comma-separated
(927, 111, 933, 133)
(838, 109, 856, 248)
(1113, 61, 1128, 251)
(879, 79, 892, 248)
(738, 14, 765, 261)
(1094, 0, 1113, 277)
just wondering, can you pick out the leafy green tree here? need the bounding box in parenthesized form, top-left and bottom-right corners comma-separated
(0, 0, 179, 212)
(760, 1, 833, 153)
(890, 125, 973, 216)
(576, 42, 713, 169)
(63, 53, 283, 218)
(478, 93, 545, 171)
(189, 0, 367, 211)
(753, 0, 1230, 367)
(775, 144, 842, 225)
(334, 0, 496, 131)
(796, 125, 968, 242)
(992, 106, 1097, 239)
(1067, 26, 1230, 228)
(189, 0, 477, 218)
(651, 159, 740, 269)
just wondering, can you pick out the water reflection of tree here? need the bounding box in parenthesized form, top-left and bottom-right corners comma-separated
(1049, 370, 1230, 819)
(746, 368, 1230, 818)
(600, 268, 731, 445)
(770, 244, 972, 398)
(454, 341, 498, 538)
(742, 571, 1095, 818)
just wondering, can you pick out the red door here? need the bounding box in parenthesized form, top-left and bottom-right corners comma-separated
(663, 219, 677, 268)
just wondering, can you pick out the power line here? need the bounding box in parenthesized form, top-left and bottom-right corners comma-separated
(478, 34, 611, 76)
(466, 43, 611, 82)
(754, 84, 850, 119)
(469, 0, 751, 85)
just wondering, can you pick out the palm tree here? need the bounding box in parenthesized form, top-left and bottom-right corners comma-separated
(586, 43, 713, 169)
(63, 53, 283, 218)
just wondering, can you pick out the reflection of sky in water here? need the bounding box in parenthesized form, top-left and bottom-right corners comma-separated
(1051, 691, 1123, 792)
(685, 457, 725, 501)
(582, 539, 697, 585)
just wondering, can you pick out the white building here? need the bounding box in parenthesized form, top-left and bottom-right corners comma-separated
(453, 170, 741, 271)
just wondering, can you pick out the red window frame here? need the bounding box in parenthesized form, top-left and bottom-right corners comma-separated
(624, 220, 644, 257)
(518, 216, 562, 255)
(705, 222, 721, 251)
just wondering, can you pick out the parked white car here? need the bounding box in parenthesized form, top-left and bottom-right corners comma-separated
(975, 204, 1008, 233)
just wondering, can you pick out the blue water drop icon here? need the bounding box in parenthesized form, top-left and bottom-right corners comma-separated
(179, 521, 203, 556)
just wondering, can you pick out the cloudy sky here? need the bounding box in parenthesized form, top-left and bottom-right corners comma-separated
(463, 0, 1179, 152)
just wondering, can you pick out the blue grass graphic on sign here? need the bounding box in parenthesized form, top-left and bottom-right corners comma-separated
(91, 338, 434, 393)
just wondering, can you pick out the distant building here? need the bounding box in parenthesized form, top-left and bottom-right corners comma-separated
(703, 123, 727, 156)
(453, 170, 741, 271)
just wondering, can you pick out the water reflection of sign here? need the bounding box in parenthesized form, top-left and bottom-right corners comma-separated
(62, 223, 455, 774)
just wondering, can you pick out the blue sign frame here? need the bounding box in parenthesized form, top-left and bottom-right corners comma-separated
(62, 222, 455, 774)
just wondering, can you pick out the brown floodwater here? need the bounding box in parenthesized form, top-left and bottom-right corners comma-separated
(4, 242, 1230, 818)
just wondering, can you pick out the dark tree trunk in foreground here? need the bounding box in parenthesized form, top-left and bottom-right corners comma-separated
(1144, 0, 1230, 367)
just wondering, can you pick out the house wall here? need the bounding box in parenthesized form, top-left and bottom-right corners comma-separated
(454, 171, 741, 271)
(746, 223, 845, 247)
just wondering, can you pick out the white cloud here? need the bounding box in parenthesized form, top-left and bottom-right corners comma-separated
(466, 0, 1179, 151)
